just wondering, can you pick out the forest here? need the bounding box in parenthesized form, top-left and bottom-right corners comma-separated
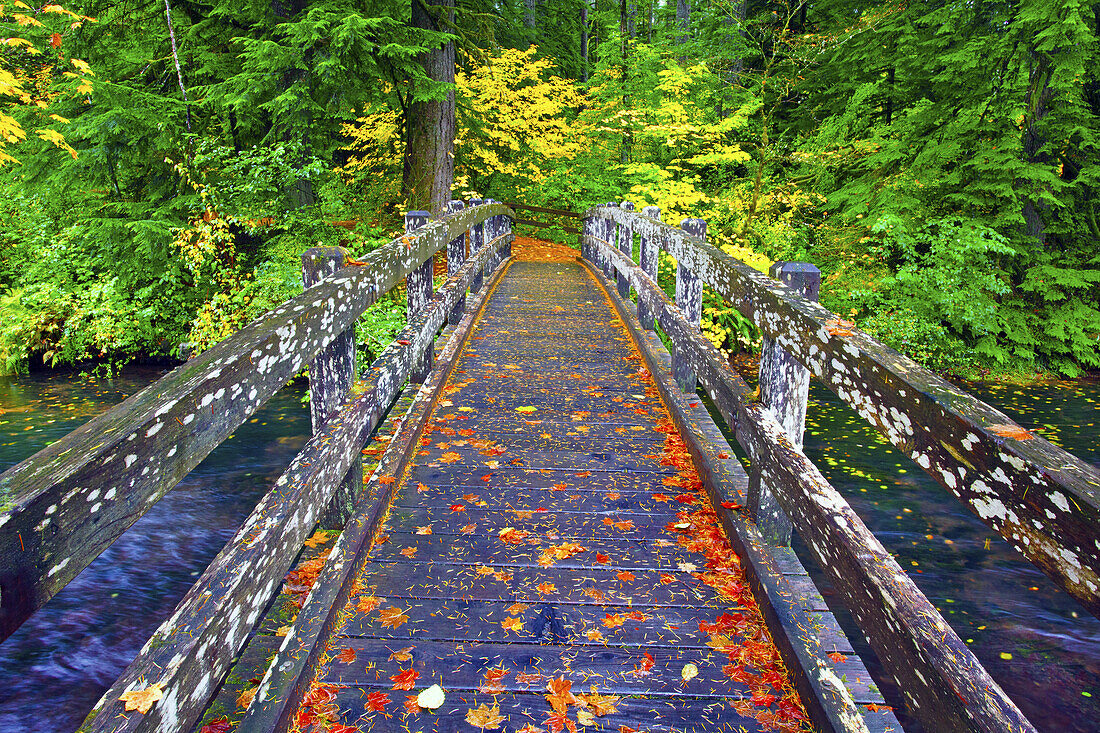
(1, 0, 1098, 380)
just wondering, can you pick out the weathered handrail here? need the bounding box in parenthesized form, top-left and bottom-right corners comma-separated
(78, 217, 514, 733)
(0, 202, 514, 644)
(588, 204, 1100, 618)
(582, 205, 1052, 732)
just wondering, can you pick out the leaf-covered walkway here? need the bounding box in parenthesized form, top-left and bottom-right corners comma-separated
(295, 259, 813, 732)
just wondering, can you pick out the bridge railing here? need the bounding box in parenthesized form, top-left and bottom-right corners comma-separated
(0, 201, 513, 732)
(582, 203, 1100, 732)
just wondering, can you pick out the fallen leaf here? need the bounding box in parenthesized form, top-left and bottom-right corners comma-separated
(337, 647, 357, 664)
(602, 613, 624, 628)
(389, 646, 414, 662)
(460, 523, 477, 534)
(466, 702, 505, 729)
(616, 571, 635, 582)
(988, 424, 1035, 440)
(199, 717, 232, 733)
(440, 451, 462, 463)
(498, 527, 530, 544)
(681, 663, 699, 683)
(120, 682, 165, 714)
(585, 628, 605, 641)
(237, 687, 257, 709)
(828, 652, 848, 664)
(391, 668, 420, 690)
(450, 503, 466, 513)
(507, 602, 528, 615)
(417, 684, 445, 709)
(577, 689, 621, 716)
(502, 616, 525, 633)
(479, 667, 510, 694)
(379, 476, 396, 484)
(357, 595, 383, 613)
(366, 690, 390, 711)
(516, 406, 538, 413)
(416, 525, 432, 535)
(275, 625, 292, 636)
(378, 606, 410, 629)
(536, 581, 557, 594)
(545, 677, 578, 713)
(400, 546, 417, 557)
(304, 530, 332, 548)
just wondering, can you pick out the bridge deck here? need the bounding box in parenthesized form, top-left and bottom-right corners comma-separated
(293, 260, 816, 731)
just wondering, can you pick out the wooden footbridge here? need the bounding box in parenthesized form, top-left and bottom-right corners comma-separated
(2, 201, 1098, 733)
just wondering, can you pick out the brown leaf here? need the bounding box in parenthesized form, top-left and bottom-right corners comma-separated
(236, 686, 257, 710)
(466, 702, 505, 729)
(988, 423, 1036, 440)
(439, 451, 462, 463)
(377, 606, 410, 629)
(545, 677, 578, 714)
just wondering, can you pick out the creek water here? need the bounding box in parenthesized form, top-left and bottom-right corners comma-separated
(0, 366, 311, 731)
(0, 367, 1096, 731)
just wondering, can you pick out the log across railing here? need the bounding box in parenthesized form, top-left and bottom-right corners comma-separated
(583, 202, 1100, 732)
(0, 201, 514, 732)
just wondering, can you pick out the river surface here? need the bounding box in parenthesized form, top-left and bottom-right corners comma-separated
(0, 366, 310, 731)
(0, 367, 1097, 731)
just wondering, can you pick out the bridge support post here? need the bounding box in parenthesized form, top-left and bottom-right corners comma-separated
(446, 200, 466, 325)
(673, 218, 706, 393)
(638, 206, 661, 330)
(603, 203, 617, 279)
(484, 199, 500, 277)
(406, 210, 433, 383)
(301, 246, 362, 528)
(747, 261, 821, 546)
(617, 201, 634, 299)
(469, 198, 485, 293)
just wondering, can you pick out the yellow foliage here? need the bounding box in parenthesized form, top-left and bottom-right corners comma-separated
(454, 46, 589, 190)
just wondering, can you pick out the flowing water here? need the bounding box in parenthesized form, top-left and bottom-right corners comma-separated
(0, 366, 1097, 731)
(0, 366, 310, 731)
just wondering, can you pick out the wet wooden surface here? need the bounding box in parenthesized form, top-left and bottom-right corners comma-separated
(299, 261, 825, 732)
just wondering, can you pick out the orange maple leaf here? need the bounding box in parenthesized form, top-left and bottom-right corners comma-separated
(119, 682, 165, 714)
(659, 573, 676, 585)
(479, 667, 510, 694)
(388, 646, 414, 662)
(545, 677, 578, 714)
(390, 668, 419, 690)
(356, 595, 383, 613)
(399, 546, 416, 557)
(379, 476, 396, 484)
(439, 451, 462, 463)
(616, 571, 636, 582)
(502, 616, 524, 633)
(506, 602, 528, 615)
(602, 613, 625, 628)
(460, 523, 477, 534)
(450, 503, 466, 513)
(614, 519, 635, 532)
(465, 702, 505, 729)
(337, 647, 357, 664)
(988, 424, 1035, 440)
(378, 606, 410, 629)
(366, 690, 390, 711)
(536, 581, 557, 594)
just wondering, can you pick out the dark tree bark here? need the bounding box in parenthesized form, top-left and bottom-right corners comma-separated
(404, 0, 456, 217)
(1022, 51, 1053, 247)
(676, 0, 690, 48)
(524, 0, 537, 28)
(581, 2, 589, 81)
(620, 0, 632, 163)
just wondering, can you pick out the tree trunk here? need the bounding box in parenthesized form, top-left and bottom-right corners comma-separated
(620, 0, 632, 164)
(581, 2, 589, 81)
(676, 0, 690, 48)
(271, 0, 314, 208)
(1022, 51, 1052, 247)
(524, 0, 537, 28)
(404, 0, 456, 217)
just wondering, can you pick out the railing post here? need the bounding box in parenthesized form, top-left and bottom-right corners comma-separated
(405, 210, 433, 383)
(638, 205, 661, 330)
(747, 261, 821, 546)
(601, 202, 616, 278)
(581, 214, 594, 261)
(469, 198, 485, 293)
(446, 200, 466, 325)
(485, 198, 501, 274)
(673, 218, 705, 393)
(617, 200, 634, 299)
(301, 246, 362, 528)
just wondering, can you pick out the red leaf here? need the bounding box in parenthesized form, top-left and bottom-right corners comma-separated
(199, 718, 232, 733)
(366, 691, 390, 711)
(337, 647, 357, 664)
(390, 668, 419, 690)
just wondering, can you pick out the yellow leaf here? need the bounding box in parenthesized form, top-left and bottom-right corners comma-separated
(417, 683, 445, 709)
(119, 682, 165, 714)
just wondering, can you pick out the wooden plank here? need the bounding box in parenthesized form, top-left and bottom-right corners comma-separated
(378, 509, 682, 539)
(234, 252, 512, 733)
(592, 239, 1034, 731)
(392, 485, 689, 514)
(335, 598, 747, 649)
(590, 205, 1100, 620)
(597, 270, 890, 733)
(0, 202, 514, 643)
(327, 689, 774, 733)
(76, 233, 513, 733)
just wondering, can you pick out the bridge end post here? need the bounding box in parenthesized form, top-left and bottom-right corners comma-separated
(638, 206, 661, 330)
(446, 200, 466, 325)
(469, 198, 485, 293)
(617, 201, 634, 299)
(406, 210, 433, 383)
(747, 261, 821, 546)
(602, 202, 616, 279)
(673, 218, 706, 393)
(301, 246, 362, 528)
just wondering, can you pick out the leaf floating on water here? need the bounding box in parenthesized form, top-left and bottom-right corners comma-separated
(119, 681, 165, 714)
